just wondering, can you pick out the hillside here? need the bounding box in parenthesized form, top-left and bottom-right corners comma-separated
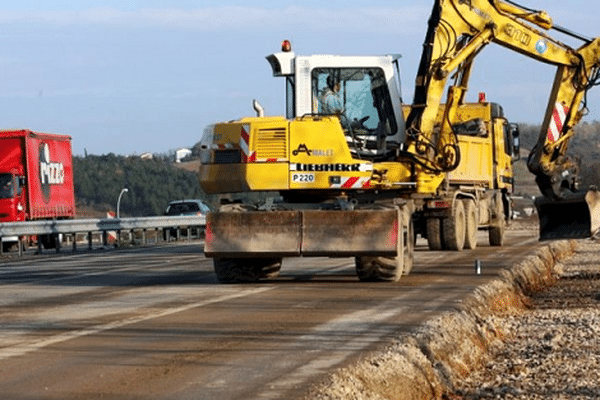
(74, 154, 206, 217)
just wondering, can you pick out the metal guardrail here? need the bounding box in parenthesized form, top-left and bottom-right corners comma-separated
(0, 215, 206, 256)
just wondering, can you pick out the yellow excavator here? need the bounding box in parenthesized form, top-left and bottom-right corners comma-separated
(409, 0, 600, 240)
(199, 0, 600, 282)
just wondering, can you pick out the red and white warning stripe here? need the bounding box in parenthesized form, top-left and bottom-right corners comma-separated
(330, 177, 372, 189)
(547, 102, 569, 143)
(239, 124, 256, 163)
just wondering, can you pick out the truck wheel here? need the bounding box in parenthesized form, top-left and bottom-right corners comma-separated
(213, 258, 282, 283)
(489, 194, 505, 246)
(442, 200, 465, 251)
(258, 258, 283, 279)
(40, 234, 56, 249)
(463, 199, 478, 250)
(355, 206, 412, 281)
(426, 218, 443, 250)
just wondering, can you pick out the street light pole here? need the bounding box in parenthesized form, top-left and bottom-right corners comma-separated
(116, 188, 129, 219)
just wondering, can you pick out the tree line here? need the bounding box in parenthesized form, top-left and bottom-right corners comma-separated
(73, 153, 206, 217)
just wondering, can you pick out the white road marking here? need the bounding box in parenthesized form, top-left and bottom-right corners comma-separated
(0, 286, 273, 361)
(255, 284, 460, 399)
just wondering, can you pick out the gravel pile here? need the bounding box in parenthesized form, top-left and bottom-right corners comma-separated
(449, 240, 600, 400)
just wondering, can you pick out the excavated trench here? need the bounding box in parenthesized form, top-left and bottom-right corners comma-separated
(305, 239, 591, 400)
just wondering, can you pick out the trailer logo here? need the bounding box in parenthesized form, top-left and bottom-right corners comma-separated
(39, 143, 65, 203)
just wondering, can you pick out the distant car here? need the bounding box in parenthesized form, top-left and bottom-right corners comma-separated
(163, 199, 210, 240)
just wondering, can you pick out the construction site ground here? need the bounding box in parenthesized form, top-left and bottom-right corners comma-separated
(308, 229, 600, 399)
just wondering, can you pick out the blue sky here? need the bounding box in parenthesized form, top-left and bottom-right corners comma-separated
(0, 1, 598, 155)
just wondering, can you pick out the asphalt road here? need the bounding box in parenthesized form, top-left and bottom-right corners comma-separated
(0, 229, 541, 400)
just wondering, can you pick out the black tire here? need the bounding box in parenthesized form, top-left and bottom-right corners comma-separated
(213, 258, 282, 283)
(40, 234, 58, 249)
(356, 206, 412, 282)
(426, 218, 443, 250)
(356, 256, 403, 282)
(463, 199, 478, 250)
(442, 200, 466, 251)
(489, 194, 505, 246)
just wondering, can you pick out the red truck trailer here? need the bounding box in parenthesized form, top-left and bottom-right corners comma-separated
(0, 130, 75, 251)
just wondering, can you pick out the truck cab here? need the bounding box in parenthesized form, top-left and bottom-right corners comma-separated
(0, 173, 26, 223)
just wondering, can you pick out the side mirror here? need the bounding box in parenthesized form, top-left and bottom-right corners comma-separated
(509, 123, 520, 161)
(17, 176, 26, 196)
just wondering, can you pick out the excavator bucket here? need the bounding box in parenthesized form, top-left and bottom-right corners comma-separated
(535, 189, 600, 240)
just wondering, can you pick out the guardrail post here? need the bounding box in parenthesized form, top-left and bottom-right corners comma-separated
(88, 232, 93, 250)
(142, 229, 147, 245)
(102, 230, 108, 247)
(72, 233, 77, 252)
(37, 237, 43, 254)
(0, 237, 3, 256)
(55, 234, 61, 254)
(18, 237, 23, 257)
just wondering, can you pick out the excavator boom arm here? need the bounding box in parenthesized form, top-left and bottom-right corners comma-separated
(407, 0, 600, 199)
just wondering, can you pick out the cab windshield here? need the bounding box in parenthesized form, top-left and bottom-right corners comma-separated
(311, 67, 398, 160)
(0, 174, 14, 199)
(312, 67, 397, 135)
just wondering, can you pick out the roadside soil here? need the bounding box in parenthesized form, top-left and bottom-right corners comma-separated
(447, 239, 600, 399)
(307, 236, 599, 400)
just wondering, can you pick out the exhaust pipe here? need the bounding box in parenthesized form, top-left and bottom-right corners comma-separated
(253, 99, 265, 117)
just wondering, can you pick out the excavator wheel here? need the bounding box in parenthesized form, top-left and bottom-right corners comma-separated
(355, 256, 402, 282)
(463, 199, 478, 250)
(442, 200, 465, 251)
(355, 206, 413, 281)
(213, 257, 282, 283)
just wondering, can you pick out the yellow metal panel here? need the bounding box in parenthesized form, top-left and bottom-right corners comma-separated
(246, 163, 290, 191)
(288, 117, 373, 190)
(448, 136, 493, 186)
(199, 163, 289, 193)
